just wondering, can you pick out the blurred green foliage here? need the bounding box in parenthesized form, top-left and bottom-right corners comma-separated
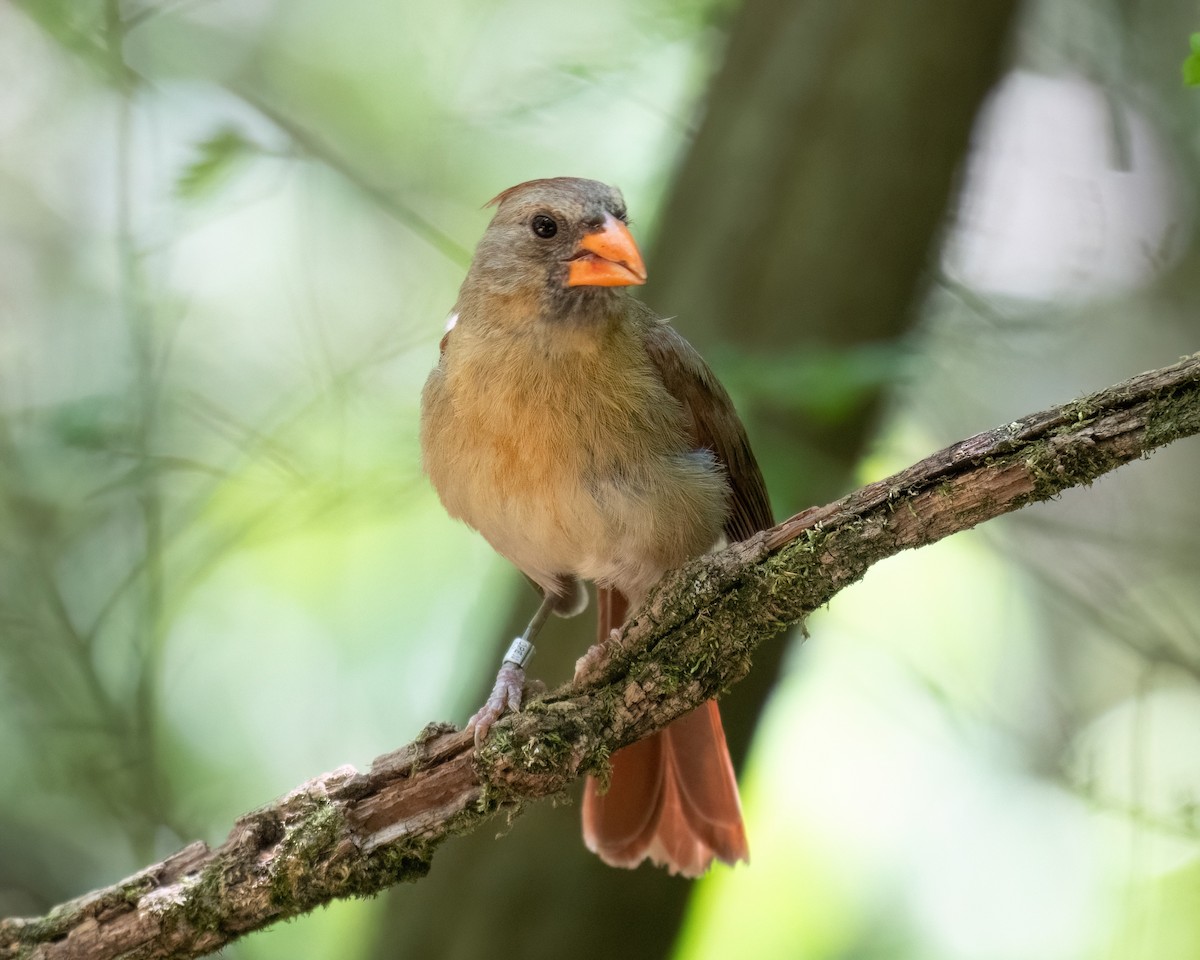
(0, 0, 729, 945)
(1185, 33, 1200, 85)
(175, 127, 257, 199)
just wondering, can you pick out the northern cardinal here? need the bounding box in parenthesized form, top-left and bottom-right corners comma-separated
(420, 177, 772, 876)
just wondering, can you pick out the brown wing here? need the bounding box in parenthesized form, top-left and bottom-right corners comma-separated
(643, 320, 773, 543)
(584, 320, 766, 875)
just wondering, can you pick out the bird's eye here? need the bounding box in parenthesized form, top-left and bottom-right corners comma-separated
(531, 214, 558, 239)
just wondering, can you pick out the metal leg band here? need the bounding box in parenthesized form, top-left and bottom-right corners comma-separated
(502, 637, 535, 669)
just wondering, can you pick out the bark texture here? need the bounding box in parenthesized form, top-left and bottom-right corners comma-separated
(4, 352, 1198, 960)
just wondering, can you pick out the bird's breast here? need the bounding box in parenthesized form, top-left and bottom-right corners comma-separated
(420, 325, 728, 596)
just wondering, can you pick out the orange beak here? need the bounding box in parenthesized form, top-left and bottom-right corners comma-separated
(565, 214, 647, 287)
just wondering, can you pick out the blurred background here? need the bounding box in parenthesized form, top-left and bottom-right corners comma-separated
(2, 1, 1199, 958)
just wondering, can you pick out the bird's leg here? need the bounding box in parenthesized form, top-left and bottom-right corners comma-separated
(468, 591, 556, 745)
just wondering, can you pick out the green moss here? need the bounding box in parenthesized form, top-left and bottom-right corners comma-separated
(1061, 397, 1102, 424)
(9, 870, 168, 950)
(586, 742, 614, 787)
(179, 858, 231, 935)
(474, 780, 505, 815)
(478, 726, 514, 764)
(346, 843, 433, 894)
(268, 800, 345, 910)
(1144, 386, 1200, 451)
(414, 721, 457, 744)
(1022, 433, 1125, 501)
(6, 911, 74, 948)
(264, 797, 443, 913)
(519, 728, 574, 773)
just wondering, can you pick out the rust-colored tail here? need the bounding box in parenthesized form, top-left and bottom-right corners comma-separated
(581, 588, 748, 877)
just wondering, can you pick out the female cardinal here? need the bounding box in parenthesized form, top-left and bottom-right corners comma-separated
(420, 177, 772, 876)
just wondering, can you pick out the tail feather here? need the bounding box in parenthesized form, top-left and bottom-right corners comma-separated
(581, 587, 748, 877)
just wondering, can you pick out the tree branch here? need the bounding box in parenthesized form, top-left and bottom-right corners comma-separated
(4, 353, 1199, 960)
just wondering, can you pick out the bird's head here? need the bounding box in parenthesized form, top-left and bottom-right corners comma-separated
(461, 178, 647, 322)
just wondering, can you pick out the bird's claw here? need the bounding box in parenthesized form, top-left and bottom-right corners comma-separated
(468, 662, 526, 746)
(574, 628, 623, 685)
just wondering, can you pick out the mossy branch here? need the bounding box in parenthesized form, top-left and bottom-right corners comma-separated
(3, 352, 1199, 960)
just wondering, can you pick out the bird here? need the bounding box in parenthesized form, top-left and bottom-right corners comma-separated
(420, 177, 773, 876)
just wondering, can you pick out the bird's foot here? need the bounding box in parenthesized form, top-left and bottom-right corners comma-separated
(573, 628, 623, 685)
(468, 662, 526, 746)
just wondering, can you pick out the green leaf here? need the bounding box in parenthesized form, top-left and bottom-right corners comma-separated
(49, 394, 136, 451)
(176, 127, 255, 199)
(1184, 33, 1200, 86)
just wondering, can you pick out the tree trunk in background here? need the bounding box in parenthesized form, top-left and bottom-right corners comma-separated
(371, 2, 1018, 958)
(646, 0, 1020, 797)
